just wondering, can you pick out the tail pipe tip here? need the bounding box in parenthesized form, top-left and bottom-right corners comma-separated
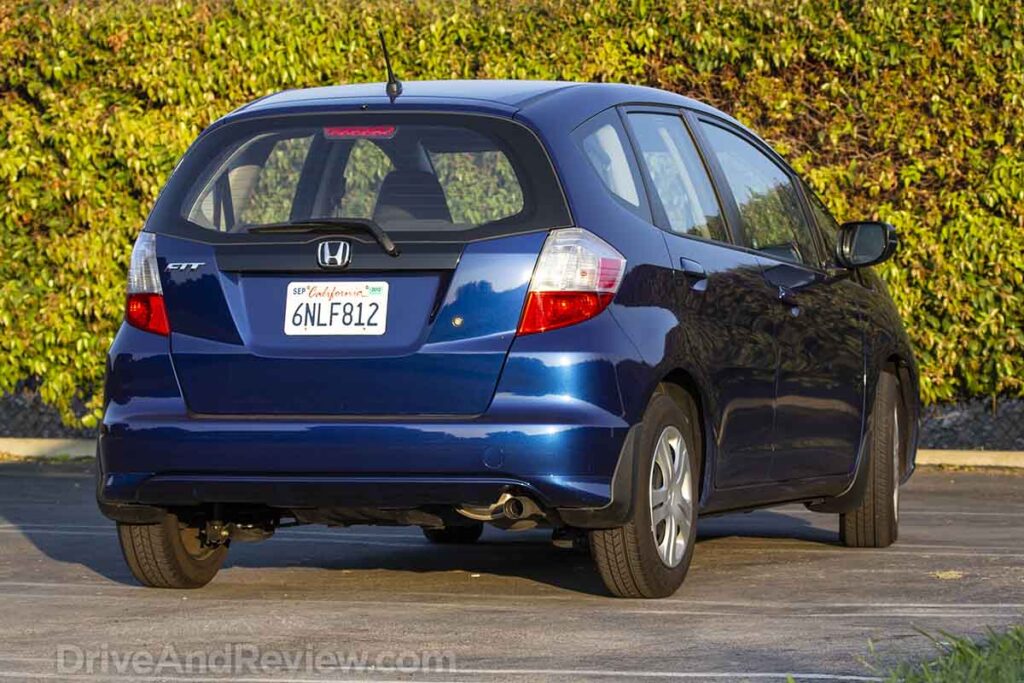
(502, 495, 542, 521)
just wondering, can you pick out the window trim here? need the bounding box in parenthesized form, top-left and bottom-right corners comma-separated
(618, 104, 736, 247)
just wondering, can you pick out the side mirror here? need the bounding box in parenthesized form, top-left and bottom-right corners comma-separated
(836, 221, 897, 269)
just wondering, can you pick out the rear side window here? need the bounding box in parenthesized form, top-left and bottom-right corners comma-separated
(573, 109, 647, 219)
(174, 115, 569, 239)
(627, 113, 727, 242)
(700, 122, 818, 265)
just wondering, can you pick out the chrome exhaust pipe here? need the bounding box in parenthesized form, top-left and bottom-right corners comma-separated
(502, 495, 541, 520)
(458, 493, 544, 527)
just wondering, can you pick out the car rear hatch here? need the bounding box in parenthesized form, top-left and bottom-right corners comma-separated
(148, 112, 570, 416)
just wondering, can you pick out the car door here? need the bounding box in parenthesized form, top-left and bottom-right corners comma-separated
(623, 108, 778, 489)
(695, 118, 865, 481)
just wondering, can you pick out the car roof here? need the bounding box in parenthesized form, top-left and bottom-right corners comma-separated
(240, 80, 578, 109)
(227, 80, 746, 132)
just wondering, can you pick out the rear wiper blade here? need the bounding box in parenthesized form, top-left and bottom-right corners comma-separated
(248, 218, 400, 257)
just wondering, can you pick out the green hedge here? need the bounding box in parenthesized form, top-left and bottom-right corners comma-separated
(1, 0, 1022, 427)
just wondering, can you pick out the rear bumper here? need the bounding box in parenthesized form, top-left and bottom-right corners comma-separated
(100, 311, 647, 528)
(97, 397, 633, 526)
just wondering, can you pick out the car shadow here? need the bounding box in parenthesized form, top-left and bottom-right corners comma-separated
(697, 508, 841, 546)
(0, 458, 841, 596)
(226, 527, 614, 595)
(217, 506, 841, 596)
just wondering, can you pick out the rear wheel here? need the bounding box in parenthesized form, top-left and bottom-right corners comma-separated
(589, 389, 700, 598)
(840, 372, 901, 548)
(421, 523, 483, 544)
(117, 513, 228, 588)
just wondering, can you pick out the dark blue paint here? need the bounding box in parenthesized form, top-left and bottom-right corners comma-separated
(163, 231, 545, 415)
(664, 237, 778, 489)
(763, 260, 866, 481)
(99, 80, 920, 519)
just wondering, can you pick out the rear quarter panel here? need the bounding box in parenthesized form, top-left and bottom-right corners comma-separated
(516, 104, 679, 426)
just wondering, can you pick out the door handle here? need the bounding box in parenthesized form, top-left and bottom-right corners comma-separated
(777, 285, 801, 316)
(676, 258, 707, 291)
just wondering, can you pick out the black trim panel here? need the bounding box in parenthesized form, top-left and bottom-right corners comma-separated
(215, 239, 464, 273)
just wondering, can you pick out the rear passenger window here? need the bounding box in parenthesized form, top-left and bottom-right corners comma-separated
(573, 109, 647, 218)
(700, 122, 818, 265)
(627, 113, 727, 242)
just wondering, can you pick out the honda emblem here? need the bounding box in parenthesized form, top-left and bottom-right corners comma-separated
(317, 240, 351, 269)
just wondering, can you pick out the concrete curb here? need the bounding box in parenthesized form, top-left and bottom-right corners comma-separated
(0, 438, 95, 458)
(915, 449, 1024, 468)
(1, 437, 1023, 468)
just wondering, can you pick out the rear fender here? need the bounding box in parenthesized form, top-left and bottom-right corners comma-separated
(103, 324, 184, 416)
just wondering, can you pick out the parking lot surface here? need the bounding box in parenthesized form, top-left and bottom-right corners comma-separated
(0, 460, 1020, 682)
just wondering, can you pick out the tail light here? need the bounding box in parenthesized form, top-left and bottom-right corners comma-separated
(517, 228, 626, 335)
(124, 233, 170, 336)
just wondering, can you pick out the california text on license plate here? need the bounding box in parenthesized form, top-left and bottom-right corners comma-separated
(284, 282, 388, 336)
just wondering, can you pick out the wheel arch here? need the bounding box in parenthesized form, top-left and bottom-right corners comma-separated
(559, 365, 713, 530)
(807, 353, 915, 515)
(657, 368, 710, 502)
(883, 353, 921, 483)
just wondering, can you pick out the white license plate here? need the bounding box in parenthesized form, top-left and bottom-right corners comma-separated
(284, 281, 388, 336)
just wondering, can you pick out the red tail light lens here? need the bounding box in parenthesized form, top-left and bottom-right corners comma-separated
(125, 293, 170, 336)
(519, 292, 614, 335)
(124, 233, 170, 336)
(517, 228, 625, 336)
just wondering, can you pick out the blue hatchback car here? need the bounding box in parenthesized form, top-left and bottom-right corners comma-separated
(99, 80, 920, 597)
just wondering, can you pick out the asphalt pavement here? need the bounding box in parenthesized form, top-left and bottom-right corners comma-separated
(0, 459, 1020, 682)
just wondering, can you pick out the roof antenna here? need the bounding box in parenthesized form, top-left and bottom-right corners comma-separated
(378, 30, 403, 103)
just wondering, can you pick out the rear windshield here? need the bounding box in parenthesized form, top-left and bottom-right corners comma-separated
(165, 114, 569, 240)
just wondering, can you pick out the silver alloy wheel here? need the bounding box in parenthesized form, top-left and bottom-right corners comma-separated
(649, 425, 693, 568)
(892, 404, 900, 523)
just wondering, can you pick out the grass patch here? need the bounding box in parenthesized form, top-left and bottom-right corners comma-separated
(886, 627, 1024, 682)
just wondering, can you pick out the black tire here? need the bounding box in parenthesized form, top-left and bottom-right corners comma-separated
(589, 388, 701, 598)
(117, 513, 228, 588)
(422, 523, 484, 544)
(840, 371, 901, 548)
